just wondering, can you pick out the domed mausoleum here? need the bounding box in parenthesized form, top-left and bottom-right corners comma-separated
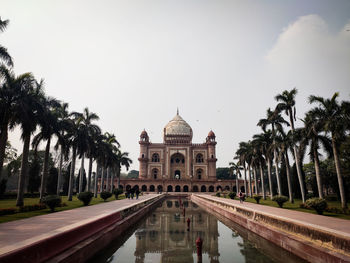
(119, 111, 242, 193)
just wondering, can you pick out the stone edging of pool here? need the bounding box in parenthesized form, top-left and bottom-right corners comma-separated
(0, 194, 165, 263)
(191, 194, 350, 263)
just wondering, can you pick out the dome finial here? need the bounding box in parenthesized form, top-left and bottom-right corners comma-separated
(177, 107, 179, 115)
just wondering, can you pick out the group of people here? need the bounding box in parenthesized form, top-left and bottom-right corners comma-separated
(126, 187, 141, 200)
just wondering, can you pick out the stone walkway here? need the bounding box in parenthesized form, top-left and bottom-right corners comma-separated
(203, 195, 350, 236)
(0, 194, 160, 255)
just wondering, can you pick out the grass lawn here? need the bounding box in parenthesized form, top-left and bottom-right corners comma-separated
(0, 194, 126, 224)
(230, 196, 350, 220)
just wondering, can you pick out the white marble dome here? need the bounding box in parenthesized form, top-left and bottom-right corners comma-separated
(164, 112, 193, 140)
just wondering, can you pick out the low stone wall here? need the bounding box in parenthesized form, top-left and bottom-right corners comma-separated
(0, 195, 164, 263)
(191, 194, 350, 263)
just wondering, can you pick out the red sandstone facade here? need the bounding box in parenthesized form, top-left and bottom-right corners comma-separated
(120, 111, 244, 193)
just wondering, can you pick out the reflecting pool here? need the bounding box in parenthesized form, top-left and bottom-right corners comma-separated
(90, 198, 306, 263)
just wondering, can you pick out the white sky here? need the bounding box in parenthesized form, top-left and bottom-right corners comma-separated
(1, 0, 350, 172)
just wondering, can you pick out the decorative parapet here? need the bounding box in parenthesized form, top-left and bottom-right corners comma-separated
(191, 194, 350, 263)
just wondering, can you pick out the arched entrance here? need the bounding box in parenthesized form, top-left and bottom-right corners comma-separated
(157, 185, 163, 192)
(201, 185, 206, 192)
(241, 186, 245, 192)
(170, 153, 185, 180)
(193, 185, 198, 192)
(183, 185, 189, 192)
(175, 185, 181, 192)
(126, 185, 131, 191)
(174, 170, 181, 180)
(149, 185, 155, 192)
(141, 185, 147, 192)
(209, 185, 214, 192)
(167, 185, 173, 192)
(216, 186, 222, 191)
(225, 185, 230, 191)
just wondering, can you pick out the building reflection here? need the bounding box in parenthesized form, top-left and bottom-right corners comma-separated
(134, 199, 219, 263)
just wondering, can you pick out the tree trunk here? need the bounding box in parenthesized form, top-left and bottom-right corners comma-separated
(332, 137, 347, 210)
(116, 166, 121, 189)
(56, 145, 64, 196)
(110, 169, 114, 192)
(289, 110, 306, 203)
(101, 166, 105, 193)
(259, 162, 266, 199)
(243, 165, 247, 195)
(87, 155, 93, 192)
(79, 153, 85, 193)
(94, 162, 100, 197)
(0, 125, 8, 180)
(273, 147, 282, 195)
(235, 172, 239, 193)
(39, 137, 51, 202)
(313, 147, 323, 199)
(267, 158, 273, 199)
(253, 166, 258, 195)
(247, 164, 252, 197)
(16, 134, 31, 206)
(68, 146, 77, 201)
(285, 152, 293, 203)
(106, 167, 110, 192)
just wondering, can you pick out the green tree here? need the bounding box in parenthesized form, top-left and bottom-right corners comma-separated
(32, 94, 61, 201)
(276, 130, 294, 203)
(0, 17, 13, 66)
(14, 79, 44, 206)
(309, 93, 350, 210)
(46, 167, 58, 194)
(301, 112, 332, 198)
(235, 142, 249, 195)
(253, 131, 273, 199)
(275, 88, 306, 202)
(71, 108, 100, 193)
(258, 108, 289, 196)
(0, 66, 33, 180)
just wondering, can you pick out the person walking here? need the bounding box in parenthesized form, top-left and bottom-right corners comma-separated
(136, 189, 140, 199)
(239, 191, 244, 204)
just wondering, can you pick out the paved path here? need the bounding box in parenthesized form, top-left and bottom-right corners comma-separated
(202, 195, 350, 236)
(0, 194, 160, 254)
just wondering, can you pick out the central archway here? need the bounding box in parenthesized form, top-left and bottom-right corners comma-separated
(175, 185, 181, 192)
(167, 185, 173, 192)
(170, 153, 185, 180)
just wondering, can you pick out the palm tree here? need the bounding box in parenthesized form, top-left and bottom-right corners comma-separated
(0, 66, 33, 180)
(229, 161, 243, 193)
(252, 136, 267, 199)
(275, 88, 306, 202)
(32, 95, 61, 201)
(253, 131, 273, 199)
(114, 150, 132, 189)
(244, 141, 254, 197)
(300, 112, 332, 198)
(235, 142, 249, 195)
(258, 108, 289, 195)
(0, 17, 13, 66)
(54, 102, 71, 195)
(71, 108, 100, 193)
(309, 93, 349, 209)
(66, 118, 79, 201)
(276, 130, 294, 203)
(14, 79, 44, 206)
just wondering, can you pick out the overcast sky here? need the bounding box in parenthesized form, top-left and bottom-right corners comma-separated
(2, 0, 350, 172)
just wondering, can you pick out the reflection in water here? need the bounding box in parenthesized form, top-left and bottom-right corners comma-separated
(90, 198, 305, 263)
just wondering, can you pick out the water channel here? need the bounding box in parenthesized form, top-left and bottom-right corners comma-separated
(90, 198, 306, 263)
